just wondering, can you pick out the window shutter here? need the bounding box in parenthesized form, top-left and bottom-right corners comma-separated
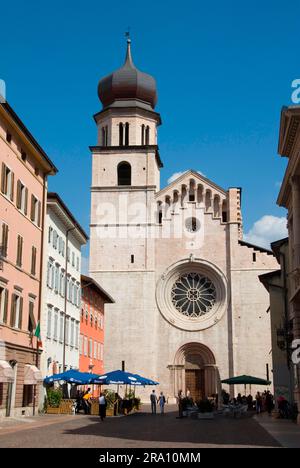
(37, 201, 41, 227)
(10, 172, 14, 201)
(18, 296, 23, 329)
(10, 294, 16, 327)
(24, 188, 28, 215)
(16, 180, 21, 209)
(3, 289, 8, 323)
(1, 163, 5, 193)
(30, 195, 35, 221)
(2, 224, 8, 257)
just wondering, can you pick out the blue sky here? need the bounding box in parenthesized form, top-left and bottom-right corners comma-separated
(1, 0, 298, 260)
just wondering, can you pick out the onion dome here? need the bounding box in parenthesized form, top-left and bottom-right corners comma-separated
(98, 39, 157, 111)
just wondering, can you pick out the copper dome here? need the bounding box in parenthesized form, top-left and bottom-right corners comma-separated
(98, 40, 157, 110)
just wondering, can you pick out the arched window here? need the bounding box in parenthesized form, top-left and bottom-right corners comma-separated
(141, 124, 145, 145)
(125, 122, 129, 146)
(118, 162, 131, 186)
(145, 126, 150, 145)
(102, 126, 108, 146)
(119, 123, 124, 146)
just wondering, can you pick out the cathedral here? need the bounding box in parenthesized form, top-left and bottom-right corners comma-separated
(89, 39, 278, 401)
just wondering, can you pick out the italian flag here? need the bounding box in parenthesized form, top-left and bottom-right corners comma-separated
(34, 321, 43, 348)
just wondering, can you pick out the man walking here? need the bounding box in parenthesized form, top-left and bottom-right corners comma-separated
(150, 390, 157, 414)
(99, 392, 107, 421)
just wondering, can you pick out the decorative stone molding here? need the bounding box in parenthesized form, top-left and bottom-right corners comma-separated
(156, 258, 227, 331)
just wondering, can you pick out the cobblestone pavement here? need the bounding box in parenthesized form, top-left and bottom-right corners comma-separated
(0, 405, 281, 448)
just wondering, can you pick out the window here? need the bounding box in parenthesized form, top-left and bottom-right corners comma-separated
(72, 251, 75, 267)
(102, 126, 108, 146)
(22, 385, 33, 407)
(48, 227, 53, 244)
(185, 217, 200, 233)
(83, 336, 87, 356)
(76, 257, 79, 272)
(119, 123, 124, 146)
(10, 294, 23, 329)
(89, 338, 93, 358)
(141, 124, 145, 145)
(75, 322, 79, 349)
(16, 181, 28, 214)
(70, 319, 74, 347)
(1, 163, 14, 201)
(67, 247, 70, 263)
(100, 343, 104, 361)
(125, 122, 129, 146)
(117, 162, 131, 186)
(54, 264, 60, 293)
(94, 341, 97, 359)
(90, 312, 93, 327)
(253, 252, 257, 262)
(6, 132, 12, 143)
(16, 235, 23, 267)
(65, 316, 70, 345)
(60, 271, 65, 297)
(53, 230, 58, 249)
(59, 313, 64, 343)
(47, 308, 52, 338)
(0, 222, 9, 258)
(79, 334, 83, 355)
(131, 254, 134, 264)
(53, 310, 58, 340)
(31, 246, 37, 276)
(145, 125, 150, 145)
(30, 195, 41, 226)
(100, 314, 104, 330)
(21, 150, 27, 162)
(97, 343, 101, 361)
(47, 261, 54, 288)
(0, 286, 8, 323)
(28, 300, 36, 333)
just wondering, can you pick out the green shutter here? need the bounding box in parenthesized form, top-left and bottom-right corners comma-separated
(1, 163, 6, 193)
(24, 188, 28, 215)
(16, 180, 21, 208)
(37, 201, 41, 227)
(10, 172, 14, 201)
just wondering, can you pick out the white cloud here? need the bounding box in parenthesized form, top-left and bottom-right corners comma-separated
(244, 215, 288, 249)
(167, 170, 206, 185)
(81, 256, 89, 275)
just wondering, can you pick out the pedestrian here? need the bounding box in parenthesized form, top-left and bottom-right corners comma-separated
(150, 389, 157, 414)
(158, 392, 166, 414)
(255, 391, 262, 414)
(83, 388, 92, 414)
(265, 391, 274, 415)
(176, 389, 184, 419)
(99, 392, 107, 421)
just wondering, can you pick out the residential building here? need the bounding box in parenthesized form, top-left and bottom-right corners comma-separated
(79, 274, 114, 389)
(259, 238, 294, 405)
(275, 105, 300, 422)
(41, 193, 88, 387)
(0, 101, 57, 417)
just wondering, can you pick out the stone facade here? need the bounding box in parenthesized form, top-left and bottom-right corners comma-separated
(89, 42, 278, 402)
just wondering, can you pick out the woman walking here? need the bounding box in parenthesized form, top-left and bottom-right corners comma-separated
(158, 392, 166, 414)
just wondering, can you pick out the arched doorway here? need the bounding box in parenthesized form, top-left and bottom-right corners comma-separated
(171, 343, 218, 401)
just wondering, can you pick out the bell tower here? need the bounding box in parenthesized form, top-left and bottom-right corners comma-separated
(90, 38, 163, 272)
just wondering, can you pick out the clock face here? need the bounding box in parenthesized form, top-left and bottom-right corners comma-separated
(185, 217, 200, 233)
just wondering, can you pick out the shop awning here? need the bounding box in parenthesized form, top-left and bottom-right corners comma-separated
(24, 365, 43, 385)
(0, 360, 14, 383)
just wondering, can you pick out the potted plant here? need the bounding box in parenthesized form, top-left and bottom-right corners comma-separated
(196, 398, 214, 419)
(46, 387, 63, 414)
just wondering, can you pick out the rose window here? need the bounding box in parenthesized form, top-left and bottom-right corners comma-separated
(171, 272, 216, 317)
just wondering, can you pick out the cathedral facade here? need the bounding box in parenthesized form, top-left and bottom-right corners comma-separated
(89, 40, 278, 401)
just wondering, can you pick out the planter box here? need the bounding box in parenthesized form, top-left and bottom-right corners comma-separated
(46, 407, 61, 414)
(198, 412, 214, 420)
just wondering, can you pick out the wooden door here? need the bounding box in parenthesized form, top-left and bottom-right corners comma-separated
(185, 369, 205, 401)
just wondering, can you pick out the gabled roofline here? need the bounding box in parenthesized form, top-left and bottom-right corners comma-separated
(81, 274, 114, 304)
(238, 239, 274, 255)
(47, 192, 89, 242)
(156, 169, 227, 198)
(0, 101, 58, 175)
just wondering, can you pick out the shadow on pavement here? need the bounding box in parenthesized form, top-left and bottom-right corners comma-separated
(63, 408, 281, 447)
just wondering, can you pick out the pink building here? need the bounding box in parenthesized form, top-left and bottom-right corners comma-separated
(0, 102, 57, 417)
